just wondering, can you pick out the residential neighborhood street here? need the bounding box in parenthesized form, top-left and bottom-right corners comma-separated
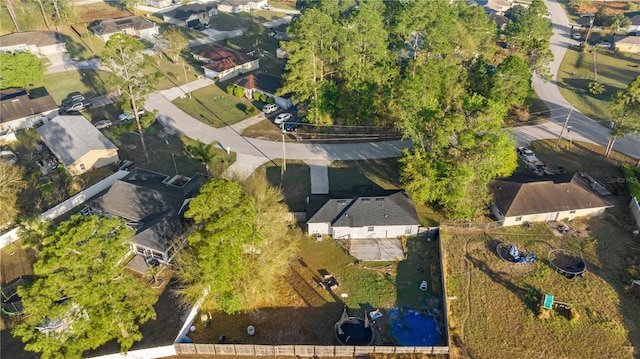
(52, 0, 640, 176)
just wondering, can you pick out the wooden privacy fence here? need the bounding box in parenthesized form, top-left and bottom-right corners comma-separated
(174, 344, 450, 357)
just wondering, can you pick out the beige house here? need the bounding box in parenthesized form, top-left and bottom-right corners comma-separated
(0, 31, 67, 56)
(489, 173, 613, 227)
(233, 72, 293, 109)
(614, 36, 640, 53)
(37, 115, 119, 176)
(191, 45, 259, 81)
(217, 0, 267, 13)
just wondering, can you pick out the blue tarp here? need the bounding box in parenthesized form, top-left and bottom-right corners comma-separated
(388, 308, 441, 346)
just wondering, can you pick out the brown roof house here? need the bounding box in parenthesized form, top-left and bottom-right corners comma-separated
(217, 0, 266, 13)
(160, 2, 218, 27)
(614, 36, 640, 53)
(89, 16, 159, 42)
(192, 45, 259, 81)
(37, 115, 119, 176)
(233, 72, 292, 109)
(0, 88, 59, 131)
(83, 168, 207, 264)
(306, 191, 421, 261)
(0, 31, 67, 56)
(489, 173, 613, 227)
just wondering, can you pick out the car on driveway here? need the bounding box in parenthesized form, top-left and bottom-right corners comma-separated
(263, 104, 279, 114)
(93, 120, 112, 129)
(595, 41, 611, 49)
(285, 118, 302, 131)
(572, 33, 581, 40)
(274, 112, 292, 124)
(119, 109, 145, 121)
(193, 23, 209, 31)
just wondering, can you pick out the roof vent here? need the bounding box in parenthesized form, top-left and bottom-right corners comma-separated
(361, 198, 371, 202)
(384, 214, 388, 218)
(375, 198, 385, 201)
(337, 200, 347, 205)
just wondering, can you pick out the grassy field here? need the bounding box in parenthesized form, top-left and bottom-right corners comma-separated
(557, 47, 640, 124)
(172, 84, 254, 127)
(443, 138, 640, 358)
(328, 159, 401, 192)
(258, 159, 310, 212)
(33, 70, 110, 103)
(209, 11, 287, 31)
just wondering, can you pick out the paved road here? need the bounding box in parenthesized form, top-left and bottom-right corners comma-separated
(513, 0, 640, 160)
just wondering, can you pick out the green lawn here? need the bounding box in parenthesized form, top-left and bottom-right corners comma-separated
(328, 159, 401, 192)
(210, 11, 287, 31)
(34, 70, 110, 103)
(257, 159, 310, 212)
(557, 48, 640, 124)
(172, 84, 254, 127)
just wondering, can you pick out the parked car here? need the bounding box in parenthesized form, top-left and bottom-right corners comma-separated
(119, 109, 145, 121)
(516, 147, 538, 163)
(572, 32, 581, 40)
(263, 104, 279, 114)
(62, 94, 85, 107)
(285, 118, 302, 131)
(274, 112, 292, 124)
(193, 23, 209, 31)
(64, 101, 90, 113)
(595, 41, 611, 49)
(261, 4, 273, 9)
(93, 120, 112, 129)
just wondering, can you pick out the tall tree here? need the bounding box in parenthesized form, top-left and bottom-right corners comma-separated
(3, 0, 20, 32)
(176, 176, 298, 313)
(160, 25, 188, 63)
(12, 215, 157, 359)
(0, 52, 46, 89)
(185, 141, 215, 173)
(122, 0, 142, 15)
(490, 55, 533, 109)
(36, 0, 52, 30)
(504, 0, 553, 78)
(0, 161, 26, 229)
(101, 34, 160, 163)
(605, 76, 640, 162)
(279, 8, 341, 124)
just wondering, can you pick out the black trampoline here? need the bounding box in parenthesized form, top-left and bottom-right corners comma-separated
(548, 249, 586, 279)
(334, 307, 374, 346)
(1, 277, 28, 316)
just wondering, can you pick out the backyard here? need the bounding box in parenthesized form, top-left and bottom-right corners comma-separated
(444, 139, 640, 359)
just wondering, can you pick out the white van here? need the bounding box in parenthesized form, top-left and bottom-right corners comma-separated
(263, 104, 279, 114)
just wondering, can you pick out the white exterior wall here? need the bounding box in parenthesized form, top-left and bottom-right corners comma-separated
(138, 26, 159, 39)
(630, 197, 640, 229)
(2, 109, 58, 131)
(332, 225, 418, 239)
(308, 222, 330, 235)
(38, 43, 66, 55)
(502, 207, 610, 227)
(204, 59, 259, 81)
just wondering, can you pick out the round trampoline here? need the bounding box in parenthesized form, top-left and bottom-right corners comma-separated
(548, 249, 586, 279)
(334, 307, 374, 346)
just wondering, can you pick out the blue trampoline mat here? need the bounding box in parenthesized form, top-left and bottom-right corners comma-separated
(388, 308, 441, 346)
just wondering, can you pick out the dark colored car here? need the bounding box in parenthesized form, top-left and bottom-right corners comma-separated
(284, 118, 302, 131)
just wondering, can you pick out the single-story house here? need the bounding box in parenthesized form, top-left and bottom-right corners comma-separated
(37, 115, 119, 176)
(489, 13, 509, 31)
(83, 168, 207, 263)
(89, 16, 159, 42)
(192, 45, 259, 81)
(267, 23, 291, 41)
(307, 191, 421, 239)
(0, 31, 67, 56)
(489, 173, 613, 227)
(614, 35, 640, 53)
(623, 11, 640, 33)
(478, 0, 512, 16)
(0, 88, 59, 131)
(146, 0, 172, 8)
(233, 72, 293, 109)
(159, 2, 218, 27)
(217, 0, 267, 13)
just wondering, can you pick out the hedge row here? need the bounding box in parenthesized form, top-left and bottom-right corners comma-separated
(622, 164, 640, 199)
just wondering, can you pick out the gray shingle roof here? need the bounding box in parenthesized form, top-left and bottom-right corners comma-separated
(88, 168, 207, 254)
(37, 115, 118, 167)
(89, 16, 156, 36)
(307, 191, 421, 227)
(489, 173, 613, 217)
(0, 31, 65, 47)
(161, 3, 216, 20)
(0, 87, 58, 123)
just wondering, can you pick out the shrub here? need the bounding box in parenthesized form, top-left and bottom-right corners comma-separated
(234, 86, 245, 98)
(253, 92, 262, 101)
(226, 84, 235, 95)
(622, 164, 640, 199)
(246, 107, 257, 116)
(267, 96, 275, 104)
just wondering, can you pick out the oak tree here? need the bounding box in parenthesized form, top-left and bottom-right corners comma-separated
(0, 52, 46, 89)
(606, 75, 640, 162)
(0, 161, 26, 229)
(12, 215, 157, 359)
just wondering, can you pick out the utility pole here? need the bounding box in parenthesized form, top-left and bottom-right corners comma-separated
(182, 62, 192, 99)
(584, 14, 595, 48)
(281, 121, 286, 178)
(556, 104, 574, 149)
